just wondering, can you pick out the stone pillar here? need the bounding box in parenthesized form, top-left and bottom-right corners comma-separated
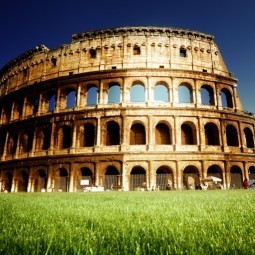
(216, 83, 221, 110)
(194, 79, 200, 106)
(69, 164, 74, 192)
(46, 165, 53, 192)
(76, 83, 81, 109)
(238, 121, 244, 150)
(224, 161, 230, 189)
(96, 117, 101, 146)
(220, 120, 227, 151)
(198, 117, 203, 150)
(176, 161, 182, 190)
(122, 161, 129, 191)
(148, 115, 153, 149)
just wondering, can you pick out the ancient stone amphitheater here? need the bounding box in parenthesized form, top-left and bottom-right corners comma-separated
(1, 26, 255, 192)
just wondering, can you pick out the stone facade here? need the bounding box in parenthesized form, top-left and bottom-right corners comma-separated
(0, 26, 255, 192)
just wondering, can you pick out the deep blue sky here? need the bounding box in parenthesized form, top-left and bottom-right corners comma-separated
(1, 0, 255, 113)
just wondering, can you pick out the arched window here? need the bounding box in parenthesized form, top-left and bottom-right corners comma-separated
(249, 166, 255, 180)
(226, 125, 239, 146)
(84, 123, 95, 147)
(178, 84, 193, 103)
(87, 86, 98, 105)
(0, 130, 7, 156)
(108, 83, 121, 104)
(130, 84, 145, 102)
(181, 123, 196, 145)
(58, 125, 72, 149)
(13, 99, 23, 119)
(221, 88, 233, 108)
(183, 166, 200, 189)
(204, 123, 220, 145)
(105, 166, 120, 190)
(6, 132, 17, 155)
(130, 123, 146, 145)
(18, 170, 29, 192)
(36, 127, 51, 151)
(244, 127, 254, 148)
(2, 103, 12, 123)
(106, 121, 120, 145)
(66, 89, 76, 108)
(78, 167, 93, 189)
(201, 85, 214, 105)
(48, 94, 56, 111)
(3, 172, 12, 192)
(155, 123, 171, 144)
(130, 167, 146, 191)
(154, 84, 169, 102)
(54, 168, 68, 192)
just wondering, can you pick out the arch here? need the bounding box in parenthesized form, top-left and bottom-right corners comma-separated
(106, 121, 120, 145)
(130, 166, 146, 191)
(18, 170, 29, 192)
(178, 83, 193, 103)
(230, 166, 243, 189)
(226, 125, 239, 147)
(54, 168, 68, 192)
(108, 83, 121, 104)
(221, 88, 233, 108)
(154, 84, 169, 102)
(130, 84, 145, 102)
(6, 132, 17, 155)
(244, 127, 254, 148)
(36, 127, 51, 151)
(2, 102, 12, 123)
(87, 85, 98, 105)
(249, 166, 255, 180)
(2, 172, 12, 192)
(0, 129, 7, 156)
(104, 166, 120, 190)
(156, 166, 173, 190)
(207, 165, 223, 181)
(130, 123, 146, 145)
(57, 125, 72, 149)
(181, 123, 196, 145)
(13, 99, 23, 119)
(66, 89, 76, 108)
(201, 85, 215, 105)
(83, 123, 95, 147)
(204, 123, 220, 145)
(76, 167, 93, 190)
(34, 169, 47, 192)
(155, 123, 171, 145)
(48, 94, 56, 111)
(183, 166, 200, 189)
(26, 95, 39, 116)
(19, 130, 33, 153)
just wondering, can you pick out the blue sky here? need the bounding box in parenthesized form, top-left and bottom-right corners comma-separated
(1, 0, 255, 113)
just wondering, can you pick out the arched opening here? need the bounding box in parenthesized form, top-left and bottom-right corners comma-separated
(54, 168, 68, 192)
(66, 89, 76, 108)
(201, 85, 214, 105)
(130, 167, 146, 191)
(178, 83, 193, 103)
(156, 167, 173, 190)
(181, 123, 196, 145)
(244, 127, 254, 148)
(3, 172, 12, 192)
(155, 123, 171, 145)
(249, 166, 255, 180)
(130, 84, 145, 102)
(230, 166, 243, 189)
(19, 130, 33, 153)
(34, 169, 47, 192)
(2, 102, 12, 123)
(221, 88, 233, 108)
(18, 170, 28, 192)
(207, 165, 222, 179)
(204, 123, 220, 145)
(0, 129, 7, 156)
(87, 86, 98, 105)
(13, 99, 23, 119)
(154, 84, 169, 102)
(26, 95, 39, 116)
(183, 166, 200, 189)
(226, 125, 239, 147)
(77, 167, 93, 190)
(6, 132, 18, 156)
(106, 121, 120, 145)
(104, 166, 120, 190)
(130, 123, 146, 145)
(48, 94, 56, 112)
(108, 83, 121, 103)
(36, 127, 51, 151)
(84, 123, 95, 147)
(58, 125, 72, 149)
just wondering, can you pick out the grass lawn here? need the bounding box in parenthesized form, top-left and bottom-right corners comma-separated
(0, 190, 255, 254)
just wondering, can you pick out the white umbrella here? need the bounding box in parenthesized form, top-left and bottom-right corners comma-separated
(201, 176, 222, 182)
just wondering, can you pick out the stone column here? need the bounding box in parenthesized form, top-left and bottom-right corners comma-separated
(76, 83, 81, 109)
(69, 164, 74, 192)
(176, 161, 182, 190)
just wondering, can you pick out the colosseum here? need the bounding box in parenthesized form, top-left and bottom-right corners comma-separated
(0, 26, 255, 192)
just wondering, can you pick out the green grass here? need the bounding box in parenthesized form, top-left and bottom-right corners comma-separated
(1, 190, 255, 255)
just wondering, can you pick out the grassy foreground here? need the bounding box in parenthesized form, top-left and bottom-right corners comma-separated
(0, 190, 255, 255)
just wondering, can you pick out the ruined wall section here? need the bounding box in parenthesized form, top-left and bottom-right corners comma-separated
(0, 27, 229, 98)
